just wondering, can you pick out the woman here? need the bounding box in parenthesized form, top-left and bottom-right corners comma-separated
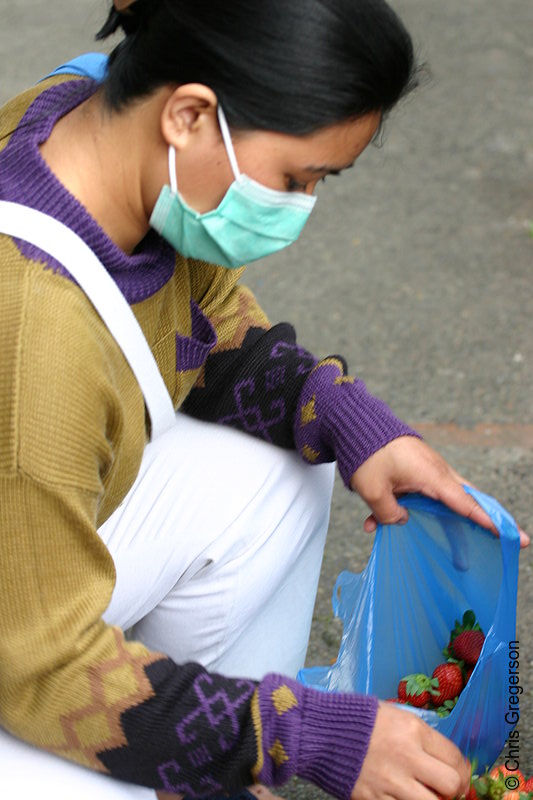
(0, 1, 525, 799)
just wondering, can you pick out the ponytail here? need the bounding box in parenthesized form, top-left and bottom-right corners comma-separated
(96, 0, 160, 40)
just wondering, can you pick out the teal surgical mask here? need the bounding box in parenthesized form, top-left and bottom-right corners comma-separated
(149, 106, 316, 268)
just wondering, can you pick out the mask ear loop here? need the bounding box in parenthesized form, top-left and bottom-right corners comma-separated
(168, 145, 179, 194)
(217, 105, 241, 181)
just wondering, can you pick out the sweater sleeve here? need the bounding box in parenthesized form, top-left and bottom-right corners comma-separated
(253, 674, 379, 800)
(183, 282, 419, 482)
(293, 356, 420, 486)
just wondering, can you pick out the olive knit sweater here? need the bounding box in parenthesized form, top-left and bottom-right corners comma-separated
(0, 75, 415, 797)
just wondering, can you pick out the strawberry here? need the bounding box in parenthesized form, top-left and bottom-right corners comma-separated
(469, 774, 493, 800)
(401, 673, 439, 707)
(452, 629, 485, 664)
(490, 765, 526, 792)
(444, 609, 485, 665)
(464, 770, 510, 800)
(431, 662, 463, 707)
(464, 760, 482, 799)
(524, 778, 533, 793)
(397, 678, 408, 702)
(464, 663, 475, 683)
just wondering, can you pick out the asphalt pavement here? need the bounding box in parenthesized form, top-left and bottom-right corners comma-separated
(1, 0, 532, 793)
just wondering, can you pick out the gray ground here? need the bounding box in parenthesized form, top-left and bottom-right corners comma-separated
(1, 0, 532, 794)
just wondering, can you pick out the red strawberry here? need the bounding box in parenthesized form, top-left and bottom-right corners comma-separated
(465, 775, 490, 800)
(452, 629, 485, 664)
(462, 767, 531, 800)
(431, 662, 464, 707)
(401, 673, 439, 708)
(490, 765, 525, 791)
(524, 777, 533, 793)
(397, 679, 408, 702)
(408, 691, 431, 708)
(444, 609, 485, 665)
(464, 663, 475, 683)
(464, 761, 483, 799)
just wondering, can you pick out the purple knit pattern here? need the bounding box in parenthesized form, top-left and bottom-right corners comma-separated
(256, 674, 378, 800)
(217, 379, 286, 441)
(156, 671, 255, 795)
(176, 300, 218, 372)
(270, 340, 317, 376)
(0, 79, 175, 304)
(215, 337, 316, 440)
(294, 359, 420, 486)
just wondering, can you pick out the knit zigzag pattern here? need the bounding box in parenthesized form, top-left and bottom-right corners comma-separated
(97, 655, 257, 794)
(183, 323, 317, 448)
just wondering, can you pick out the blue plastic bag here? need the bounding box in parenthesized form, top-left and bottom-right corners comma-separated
(298, 487, 520, 771)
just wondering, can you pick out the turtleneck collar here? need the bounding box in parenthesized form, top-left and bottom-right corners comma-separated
(0, 78, 176, 304)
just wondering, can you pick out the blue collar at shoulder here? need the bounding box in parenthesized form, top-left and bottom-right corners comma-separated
(43, 53, 109, 83)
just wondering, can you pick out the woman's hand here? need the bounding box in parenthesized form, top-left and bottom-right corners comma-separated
(350, 436, 529, 547)
(351, 702, 471, 800)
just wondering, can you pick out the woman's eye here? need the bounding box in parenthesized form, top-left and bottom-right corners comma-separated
(287, 177, 307, 192)
(321, 170, 341, 184)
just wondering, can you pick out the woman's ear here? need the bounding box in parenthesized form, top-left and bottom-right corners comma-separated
(160, 84, 219, 152)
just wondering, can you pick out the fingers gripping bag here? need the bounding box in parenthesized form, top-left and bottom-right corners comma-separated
(298, 487, 521, 771)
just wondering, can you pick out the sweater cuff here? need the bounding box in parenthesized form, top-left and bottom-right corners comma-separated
(252, 674, 378, 800)
(294, 357, 420, 487)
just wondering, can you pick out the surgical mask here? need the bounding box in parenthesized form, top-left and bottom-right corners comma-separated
(149, 106, 317, 268)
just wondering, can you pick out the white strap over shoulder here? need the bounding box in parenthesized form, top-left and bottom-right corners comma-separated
(0, 201, 176, 441)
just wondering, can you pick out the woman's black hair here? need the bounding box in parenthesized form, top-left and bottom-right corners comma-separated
(97, 0, 419, 133)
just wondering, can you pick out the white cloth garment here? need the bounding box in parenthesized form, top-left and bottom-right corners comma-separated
(101, 413, 335, 681)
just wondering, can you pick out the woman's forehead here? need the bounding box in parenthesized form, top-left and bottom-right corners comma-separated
(236, 112, 381, 172)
